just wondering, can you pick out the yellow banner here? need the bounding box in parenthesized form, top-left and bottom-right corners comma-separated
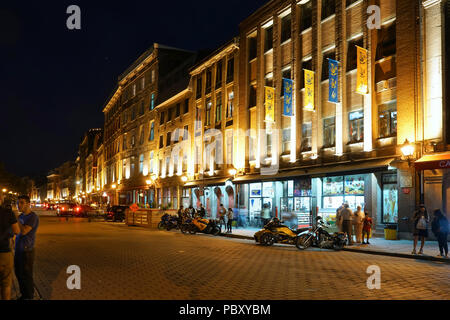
(265, 86, 275, 122)
(304, 70, 315, 111)
(356, 46, 368, 95)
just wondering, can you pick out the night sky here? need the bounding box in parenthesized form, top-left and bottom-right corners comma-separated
(0, 0, 267, 178)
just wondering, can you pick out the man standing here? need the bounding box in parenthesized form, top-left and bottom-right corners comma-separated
(14, 195, 39, 300)
(197, 203, 206, 219)
(218, 204, 226, 230)
(0, 198, 20, 300)
(335, 203, 345, 232)
(340, 203, 353, 245)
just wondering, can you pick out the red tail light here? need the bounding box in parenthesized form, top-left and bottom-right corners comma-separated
(62, 207, 65, 211)
(76, 207, 80, 212)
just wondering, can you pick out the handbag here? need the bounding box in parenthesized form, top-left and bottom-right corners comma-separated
(416, 216, 427, 230)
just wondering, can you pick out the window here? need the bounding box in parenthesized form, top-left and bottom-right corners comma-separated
(131, 105, 137, 120)
(226, 131, 233, 166)
(139, 154, 144, 173)
(382, 173, 398, 223)
(159, 135, 164, 149)
(248, 36, 257, 61)
(378, 101, 397, 138)
(349, 110, 364, 143)
(151, 70, 155, 83)
(249, 84, 257, 108)
(376, 22, 396, 61)
(266, 130, 272, 157)
(301, 122, 312, 151)
(132, 84, 136, 97)
(184, 99, 189, 114)
(195, 106, 201, 130)
(149, 122, 155, 141)
(141, 77, 145, 90)
(131, 135, 135, 147)
(196, 77, 202, 99)
(139, 125, 144, 145)
(173, 128, 180, 143)
(167, 108, 172, 121)
(323, 117, 336, 147)
(280, 14, 291, 43)
(166, 132, 172, 146)
(139, 101, 145, 116)
(176, 103, 181, 118)
(281, 67, 292, 96)
(205, 70, 212, 94)
(216, 93, 222, 123)
(160, 111, 165, 125)
(149, 152, 154, 174)
(264, 25, 273, 52)
(226, 58, 234, 83)
(205, 99, 212, 126)
(249, 108, 257, 161)
(322, 0, 336, 20)
(299, 1, 312, 31)
(226, 91, 234, 118)
(216, 61, 223, 89)
(131, 156, 135, 176)
(282, 117, 291, 153)
(183, 125, 189, 141)
(301, 59, 312, 88)
(265, 73, 273, 87)
(322, 175, 365, 210)
(123, 134, 127, 150)
(149, 93, 155, 110)
(322, 50, 336, 81)
(347, 37, 364, 71)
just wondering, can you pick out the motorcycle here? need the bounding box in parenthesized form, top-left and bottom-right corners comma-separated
(158, 213, 180, 231)
(295, 216, 347, 251)
(185, 216, 221, 236)
(254, 218, 310, 246)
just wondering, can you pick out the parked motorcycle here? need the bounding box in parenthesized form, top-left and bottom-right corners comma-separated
(295, 216, 347, 251)
(254, 218, 310, 246)
(158, 213, 180, 231)
(185, 217, 221, 236)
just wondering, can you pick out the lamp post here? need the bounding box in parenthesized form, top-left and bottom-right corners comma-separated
(401, 139, 416, 166)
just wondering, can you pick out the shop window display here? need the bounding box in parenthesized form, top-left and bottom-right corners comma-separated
(281, 179, 312, 229)
(382, 174, 398, 223)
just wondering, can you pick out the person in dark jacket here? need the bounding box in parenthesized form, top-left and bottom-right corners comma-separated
(412, 204, 429, 255)
(431, 209, 448, 258)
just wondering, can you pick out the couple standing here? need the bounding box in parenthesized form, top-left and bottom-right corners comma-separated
(0, 195, 39, 300)
(336, 204, 371, 245)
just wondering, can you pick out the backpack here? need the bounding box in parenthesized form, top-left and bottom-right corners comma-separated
(416, 216, 427, 230)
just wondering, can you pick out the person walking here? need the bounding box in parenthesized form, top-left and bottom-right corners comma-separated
(353, 206, 365, 244)
(362, 211, 373, 244)
(0, 198, 20, 300)
(218, 204, 226, 230)
(226, 208, 234, 233)
(412, 204, 429, 255)
(261, 204, 271, 227)
(335, 203, 345, 232)
(14, 195, 39, 300)
(431, 209, 448, 258)
(340, 204, 353, 245)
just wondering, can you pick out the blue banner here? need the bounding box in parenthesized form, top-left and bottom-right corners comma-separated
(328, 59, 339, 103)
(283, 78, 294, 116)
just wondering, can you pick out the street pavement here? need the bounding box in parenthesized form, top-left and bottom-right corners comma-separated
(14, 214, 450, 300)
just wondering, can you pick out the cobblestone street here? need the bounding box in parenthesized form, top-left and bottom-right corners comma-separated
(27, 216, 450, 300)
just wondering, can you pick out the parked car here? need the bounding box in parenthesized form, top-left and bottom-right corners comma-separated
(74, 204, 92, 217)
(56, 203, 76, 217)
(104, 206, 128, 222)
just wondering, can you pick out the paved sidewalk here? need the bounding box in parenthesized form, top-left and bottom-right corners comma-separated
(223, 227, 450, 264)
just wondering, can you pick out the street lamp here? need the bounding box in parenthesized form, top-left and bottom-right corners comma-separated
(111, 184, 117, 189)
(181, 176, 188, 183)
(2, 189, 6, 193)
(401, 139, 415, 166)
(228, 168, 237, 176)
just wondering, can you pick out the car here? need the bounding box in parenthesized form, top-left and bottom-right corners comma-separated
(104, 205, 128, 222)
(56, 203, 76, 217)
(73, 204, 92, 217)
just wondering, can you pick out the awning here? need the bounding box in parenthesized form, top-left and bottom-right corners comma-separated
(233, 157, 396, 184)
(183, 177, 231, 188)
(414, 152, 450, 171)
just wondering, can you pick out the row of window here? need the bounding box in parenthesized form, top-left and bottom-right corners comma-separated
(196, 58, 235, 99)
(159, 99, 189, 125)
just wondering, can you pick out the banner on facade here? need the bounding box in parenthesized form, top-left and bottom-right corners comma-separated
(304, 69, 315, 111)
(328, 58, 339, 103)
(356, 46, 368, 95)
(282, 78, 294, 117)
(264, 86, 275, 122)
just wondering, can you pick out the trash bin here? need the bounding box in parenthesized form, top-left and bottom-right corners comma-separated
(384, 224, 398, 240)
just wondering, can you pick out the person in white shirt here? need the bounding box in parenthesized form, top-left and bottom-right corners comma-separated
(353, 206, 365, 243)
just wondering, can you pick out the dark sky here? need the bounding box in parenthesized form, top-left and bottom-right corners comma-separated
(0, 0, 267, 178)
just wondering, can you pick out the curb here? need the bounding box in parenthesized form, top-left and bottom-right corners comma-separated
(220, 233, 450, 264)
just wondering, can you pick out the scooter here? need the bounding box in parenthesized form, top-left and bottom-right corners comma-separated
(295, 216, 347, 251)
(254, 218, 310, 246)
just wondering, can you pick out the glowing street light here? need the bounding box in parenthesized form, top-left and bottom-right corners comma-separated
(111, 184, 117, 189)
(181, 176, 188, 183)
(401, 139, 415, 157)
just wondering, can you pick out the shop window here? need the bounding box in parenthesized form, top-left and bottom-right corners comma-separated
(382, 173, 398, 223)
(205, 99, 212, 126)
(299, 1, 312, 32)
(322, 0, 336, 20)
(196, 77, 202, 99)
(323, 116, 336, 148)
(248, 36, 257, 61)
(376, 22, 396, 61)
(322, 175, 365, 210)
(216, 60, 223, 89)
(264, 25, 273, 52)
(349, 110, 364, 143)
(322, 50, 336, 81)
(205, 69, 212, 94)
(347, 37, 364, 72)
(378, 101, 397, 138)
(216, 93, 222, 123)
(280, 14, 291, 43)
(226, 57, 234, 83)
(301, 122, 312, 152)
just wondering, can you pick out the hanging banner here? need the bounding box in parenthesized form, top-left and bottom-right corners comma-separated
(356, 46, 368, 95)
(282, 78, 294, 117)
(328, 58, 339, 103)
(264, 86, 275, 122)
(304, 70, 315, 111)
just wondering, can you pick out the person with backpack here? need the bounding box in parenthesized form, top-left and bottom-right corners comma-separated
(412, 204, 429, 255)
(431, 209, 448, 258)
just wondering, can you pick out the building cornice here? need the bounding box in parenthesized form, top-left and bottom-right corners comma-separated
(190, 43, 239, 76)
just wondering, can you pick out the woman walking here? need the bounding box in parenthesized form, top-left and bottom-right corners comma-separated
(431, 209, 448, 258)
(412, 204, 429, 255)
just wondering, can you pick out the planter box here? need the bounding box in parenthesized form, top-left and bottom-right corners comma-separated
(125, 208, 178, 229)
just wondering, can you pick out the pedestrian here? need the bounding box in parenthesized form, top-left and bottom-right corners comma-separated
(362, 211, 373, 244)
(431, 209, 448, 258)
(226, 208, 234, 233)
(0, 198, 20, 300)
(261, 204, 271, 227)
(188, 205, 196, 218)
(14, 195, 39, 300)
(218, 204, 226, 230)
(177, 205, 184, 225)
(197, 203, 206, 219)
(353, 205, 365, 244)
(335, 203, 345, 232)
(340, 203, 353, 245)
(412, 204, 429, 255)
